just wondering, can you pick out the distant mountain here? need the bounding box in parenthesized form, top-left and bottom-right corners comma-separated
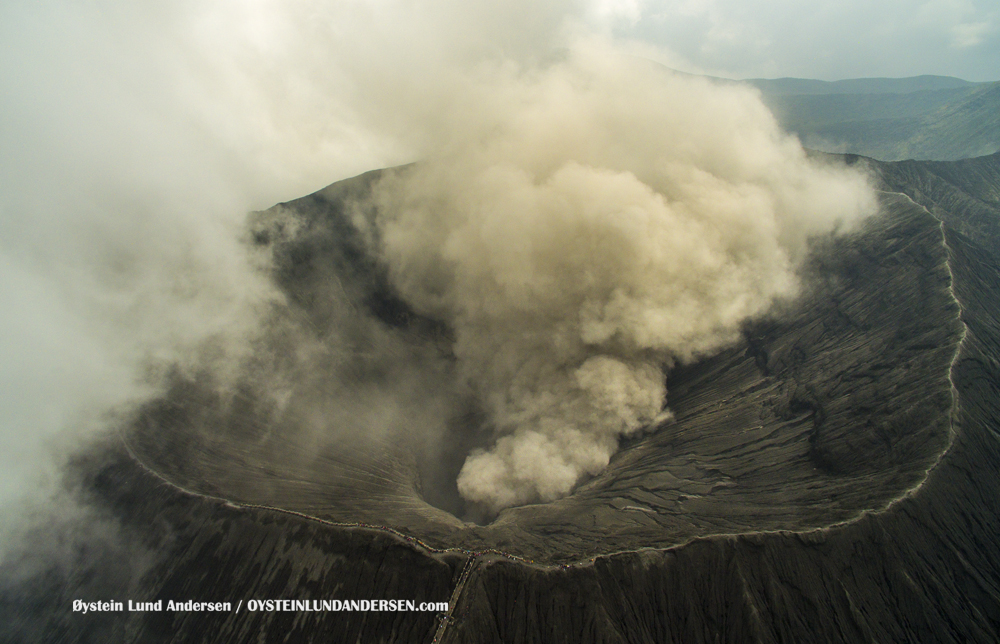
(752, 77, 1000, 162)
(744, 75, 977, 95)
(645, 60, 1000, 162)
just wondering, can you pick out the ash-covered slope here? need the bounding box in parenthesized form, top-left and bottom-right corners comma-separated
(5, 152, 1000, 642)
(124, 167, 960, 563)
(869, 150, 1000, 253)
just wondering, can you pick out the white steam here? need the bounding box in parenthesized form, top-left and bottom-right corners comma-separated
(373, 48, 875, 511)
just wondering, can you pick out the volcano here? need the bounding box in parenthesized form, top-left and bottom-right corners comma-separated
(4, 150, 1000, 643)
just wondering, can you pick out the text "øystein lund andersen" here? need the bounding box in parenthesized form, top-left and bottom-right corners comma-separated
(73, 600, 231, 614)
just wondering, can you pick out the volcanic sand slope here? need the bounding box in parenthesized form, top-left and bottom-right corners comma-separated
(4, 151, 1000, 642)
(869, 150, 1000, 254)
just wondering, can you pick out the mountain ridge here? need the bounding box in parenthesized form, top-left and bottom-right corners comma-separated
(647, 60, 999, 161)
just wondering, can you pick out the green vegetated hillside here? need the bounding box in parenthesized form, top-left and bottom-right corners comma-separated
(749, 76, 1000, 162)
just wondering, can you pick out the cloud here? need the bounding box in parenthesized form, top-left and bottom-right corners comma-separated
(951, 21, 992, 48)
(621, 0, 999, 81)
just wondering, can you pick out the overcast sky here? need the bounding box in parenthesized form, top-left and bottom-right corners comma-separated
(612, 0, 999, 81)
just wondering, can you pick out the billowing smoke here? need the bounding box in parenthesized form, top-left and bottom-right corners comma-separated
(372, 46, 875, 511)
(0, 0, 876, 534)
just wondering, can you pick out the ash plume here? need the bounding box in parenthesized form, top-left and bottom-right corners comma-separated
(371, 46, 876, 511)
(0, 0, 876, 530)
